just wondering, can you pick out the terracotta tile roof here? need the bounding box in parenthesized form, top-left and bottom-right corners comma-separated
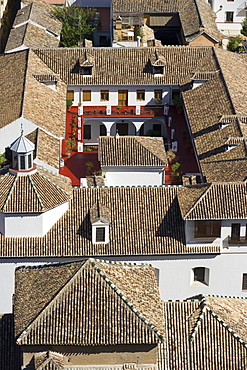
(178, 182, 247, 220)
(90, 202, 110, 223)
(164, 296, 247, 369)
(214, 48, 247, 116)
(0, 50, 66, 137)
(15, 259, 164, 345)
(27, 128, 60, 169)
(113, 0, 222, 43)
(6, 0, 61, 52)
(182, 66, 247, 182)
(0, 50, 28, 129)
(190, 0, 223, 42)
(34, 351, 64, 370)
(33, 47, 214, 86)
(19, 0, 61, 35)
(0, 314, 21, 370)
(100, 136, 167, 167)
(0, 186, 220, 257)
(5, 23, 60, 52)
(0, 167, 71, 213)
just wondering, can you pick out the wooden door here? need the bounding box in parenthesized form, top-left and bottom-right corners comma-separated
(118, 90, 128, 106)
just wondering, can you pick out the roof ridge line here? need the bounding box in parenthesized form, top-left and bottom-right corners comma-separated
(2, 175, 18, 211)
(183, 183, 212, 219)
(28, 174, 45, 210)
(91, 260, 164, 341)
(16, 260, 86, 343)
(135, 137, 166, 164)
(207, 307, 247, 348)
(189, 299, 207, 341)
(213, 48, 236, 115)
(37, 170, 71, 196)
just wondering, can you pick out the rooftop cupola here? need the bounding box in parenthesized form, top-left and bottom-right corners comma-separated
(10, 130, 35, 173)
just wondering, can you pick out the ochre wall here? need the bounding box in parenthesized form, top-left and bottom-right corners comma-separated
(23, 344, 158, 367)
(189, 34, 219, 47)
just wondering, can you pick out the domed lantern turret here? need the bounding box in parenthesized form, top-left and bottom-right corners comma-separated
(10, 131, 35, 172)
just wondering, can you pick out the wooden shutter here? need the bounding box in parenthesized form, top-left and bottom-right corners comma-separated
(83, 90, 91, 101)
(118, 90, 128, 106)
(67, 90, 74, 100)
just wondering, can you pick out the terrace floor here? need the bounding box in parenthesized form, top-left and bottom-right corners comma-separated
(59, 105, 199, 186)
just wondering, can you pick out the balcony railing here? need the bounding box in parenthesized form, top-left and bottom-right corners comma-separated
(228, 236, 247, 245)
(82, 105, 164, 117)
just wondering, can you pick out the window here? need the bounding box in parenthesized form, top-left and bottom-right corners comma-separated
(84, 125, 91, 140)
(100, 90, 109, 101)
(83, 90, 91, 101)
(153, 66, 164, 75)
(100, 124, 107, 136)
(242, 274, 247, 290)
(226, 11, 234, 22)
(231, 223, 241, 240)
(13, 154, 18, 169)
(67, 90, 74, 101)
(80, 66, 92, 75)
(20, 155, 25, 170)
(136, 90, 145, 101)
(96, 227, 105, 242)
(192, 267, 209, 286)
(194, 220, 221, 239)
(28, 154, 32, 169)
(154, 89, 162, 101)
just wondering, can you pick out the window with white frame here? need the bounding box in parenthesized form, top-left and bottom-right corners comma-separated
(92, 222, 109, 244)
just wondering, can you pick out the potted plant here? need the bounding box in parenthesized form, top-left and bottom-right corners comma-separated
(67, 99, 73, 109)
(65, 138, 76, 157)
(85, 161, 94, 175)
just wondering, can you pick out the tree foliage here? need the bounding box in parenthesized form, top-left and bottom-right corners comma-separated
(227, 36, 245, 53)
(53, 6, 96, 47)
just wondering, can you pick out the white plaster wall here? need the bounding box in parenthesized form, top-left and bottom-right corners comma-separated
(103, 167, 164, 186)
(34, 158, 59, 174)
(0, 118, 38, 153)
(1, 253, 247, 313)
(69, 86, 170, 107)
(210, 0, 245, 33)
(4, 202, 68, 237)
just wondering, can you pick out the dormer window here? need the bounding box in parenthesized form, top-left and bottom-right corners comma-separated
(78, 52, 94, 76)
(153, 66, 164, 75)
(80, 66, 93, 76)
(90, 202, 110, 244)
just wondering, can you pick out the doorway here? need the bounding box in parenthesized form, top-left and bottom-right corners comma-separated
(116, 123, 128, 135)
